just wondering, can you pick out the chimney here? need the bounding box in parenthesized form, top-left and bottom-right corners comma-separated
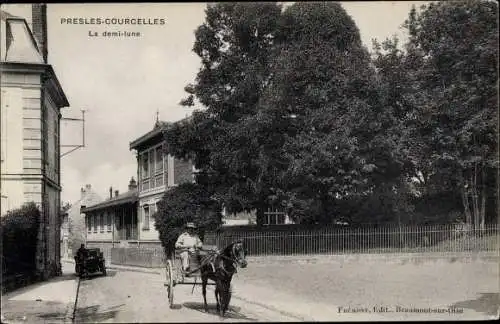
(128, 177, 137, 191)
(109, 187, 113, 199)
(114, 190, 119, 197)
(31, 4, 48, 63)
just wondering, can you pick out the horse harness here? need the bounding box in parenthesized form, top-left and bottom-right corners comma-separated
(199, 247, 240, 276)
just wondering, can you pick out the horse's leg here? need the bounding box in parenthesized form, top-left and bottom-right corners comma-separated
(224, 282, 232, 315)
(222, 281, 231, 316)
(214, 281, 220, 313)
(201, 273, 208, 312)
(219, 286, 225, 317)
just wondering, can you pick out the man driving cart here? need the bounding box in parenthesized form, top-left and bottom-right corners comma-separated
(175, 222, 203, 272)
(75, 244, 88, 274)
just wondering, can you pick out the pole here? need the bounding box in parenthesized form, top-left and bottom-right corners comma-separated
(82, 110, 86, 147)
(60, 109, 86, 157)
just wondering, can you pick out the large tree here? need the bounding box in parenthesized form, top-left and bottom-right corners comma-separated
(169, 2, 417, 225)
(166, 3, 283, 219)
(372, 1, 498, 226)
(404, 1, 498, 228)
(247, 2, 410, 224)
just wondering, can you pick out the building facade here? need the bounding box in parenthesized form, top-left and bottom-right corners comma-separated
(60, 184, 103, 260)
(1, 4, 69, 278)
(129, 120, 195, 246)
(80, 119, 293, 267)
(82, 178, 139, 263)
(80, 120, 195, 265)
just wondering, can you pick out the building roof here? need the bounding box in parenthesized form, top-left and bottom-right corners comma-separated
(81, 189, 138, 213)
(129, 116, 194, 151)
(129, 121, 171, 151)
(1, 11, 42, 63)
(1, 8, 70, 108)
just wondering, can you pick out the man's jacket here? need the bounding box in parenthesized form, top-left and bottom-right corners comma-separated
(175, 232, 203, 250)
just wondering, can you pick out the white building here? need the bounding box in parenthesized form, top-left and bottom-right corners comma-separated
(60, 184, 103, 260)
(1, 4, 69, 279)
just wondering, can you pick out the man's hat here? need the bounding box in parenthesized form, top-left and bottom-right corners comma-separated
(186, 222, 197, 229)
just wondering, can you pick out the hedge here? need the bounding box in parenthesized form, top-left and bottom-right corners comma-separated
(1, 202, 40, 277)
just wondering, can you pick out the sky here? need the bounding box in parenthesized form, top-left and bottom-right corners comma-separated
(2, 2, 428, 204)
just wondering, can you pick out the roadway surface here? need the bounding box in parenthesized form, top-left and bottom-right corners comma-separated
(74, 269, 299, 322)
(74, 257, 499, 322)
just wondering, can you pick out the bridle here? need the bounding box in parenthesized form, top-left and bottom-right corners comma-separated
(218, 243, 246, 275)
(199, 242, 246, 276)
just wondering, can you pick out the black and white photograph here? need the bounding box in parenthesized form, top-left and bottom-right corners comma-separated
(0, 1, 498, 322)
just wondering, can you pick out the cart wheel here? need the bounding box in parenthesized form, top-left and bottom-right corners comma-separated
(165, 260, 174, 308)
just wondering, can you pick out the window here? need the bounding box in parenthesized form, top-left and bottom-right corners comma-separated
(87, 216, 91, 233)
(103, 212, 107, 232)
(141, 152, 149, 191)
(155, 146, 163, 172)
(142, 205, 150, 230)
(139, 144, 166, 192)
(155, 146, 164, 187)
(100, 214, 105, 232)
(263, 208, 286, 225)
(93, 215, 97, 233)
(107, 213, 112, 232)
(149, 150, 155, 177)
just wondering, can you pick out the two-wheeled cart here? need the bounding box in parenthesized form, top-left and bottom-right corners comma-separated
(164, 248, 217, 308)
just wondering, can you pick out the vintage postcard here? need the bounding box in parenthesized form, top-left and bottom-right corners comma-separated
(1, 2, 498, 322)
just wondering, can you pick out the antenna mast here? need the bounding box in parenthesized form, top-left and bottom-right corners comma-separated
(61, 109, 86, 157)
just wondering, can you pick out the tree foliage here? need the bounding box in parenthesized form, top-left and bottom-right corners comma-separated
(401, 1, 497, 226)
(154, 183, 222, 255)
(166, 2, 283, 218)
(252, 2, 401, 224)
(1, 203, 40, 276)
(164, 1, 498, 227)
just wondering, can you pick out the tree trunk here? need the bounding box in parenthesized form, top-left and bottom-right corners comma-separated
(255, 204, 266, 226)
(460, 172, 472, 226)
(480, 166, 486, 230)
(471, 165, 479, 229)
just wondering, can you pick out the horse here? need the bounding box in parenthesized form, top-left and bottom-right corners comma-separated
(198, 241, 247, 317)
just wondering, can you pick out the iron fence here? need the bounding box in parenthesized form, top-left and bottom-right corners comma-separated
(204, 224, 499, 256)
(105, 224, 498, 267)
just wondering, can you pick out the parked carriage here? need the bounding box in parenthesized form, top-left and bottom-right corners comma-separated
(75, 248, 107, 278)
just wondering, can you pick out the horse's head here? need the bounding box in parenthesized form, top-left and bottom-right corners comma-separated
(226, 240, 247, 269)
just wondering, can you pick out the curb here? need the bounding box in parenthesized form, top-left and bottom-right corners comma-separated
(63, 277, 79, 323)
(60, 261, 80, 323)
